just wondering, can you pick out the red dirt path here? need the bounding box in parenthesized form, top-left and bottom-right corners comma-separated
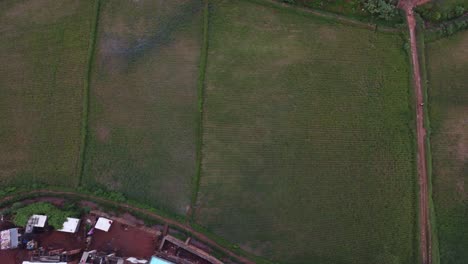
(398, 0, 432, 263)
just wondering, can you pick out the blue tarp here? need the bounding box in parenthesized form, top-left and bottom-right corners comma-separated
(150, 256, 173, 264)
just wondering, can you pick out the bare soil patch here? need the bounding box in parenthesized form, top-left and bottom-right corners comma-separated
(91, 222, 157, 258)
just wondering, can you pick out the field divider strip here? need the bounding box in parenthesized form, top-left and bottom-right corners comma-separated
(78, 0, 101, 186)
(190, 0, 210, 220)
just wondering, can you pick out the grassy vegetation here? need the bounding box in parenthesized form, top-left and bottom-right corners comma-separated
(0, 0, 96, 186)
(426, 30, 468, 264)
(12, 202, 79, 229)
(195, 0, 417, 263)
(417, 0, 468, 22)
(83, 0, 204, 215)
(191, 0, 211, 216)
(78, 0, 102, 186)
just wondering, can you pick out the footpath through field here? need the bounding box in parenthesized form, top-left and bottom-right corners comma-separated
(398, 0, 431, 263)
(0, 190, 255, 264)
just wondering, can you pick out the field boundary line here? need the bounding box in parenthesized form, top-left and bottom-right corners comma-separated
(190, 0, 210, 220)
(248, 0, 402, 33)
(0, 189, 257, 264)
(77, 0, 101, 186)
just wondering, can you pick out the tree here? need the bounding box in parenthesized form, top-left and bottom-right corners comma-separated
(362, 0, 398, 20)
(431, 11, 442, 21)
(455, 6, 465, 17)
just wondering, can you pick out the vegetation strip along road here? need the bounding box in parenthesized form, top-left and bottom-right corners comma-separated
(0, 190, 254, 264)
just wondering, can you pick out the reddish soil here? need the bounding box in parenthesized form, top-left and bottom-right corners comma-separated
(0, 191, 254, 264)
(90, 222, 157, 259)
(36, 230, 85, 251)
(0, 221, 27, 263)
(398, 0, 432, 263)
(0, 248, 28, 263)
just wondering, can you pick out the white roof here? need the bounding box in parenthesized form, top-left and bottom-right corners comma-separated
(127, 257, 148, 263)
(58, 217, 81, 233)
(30, 215, 47, 228)
(95, 217, 113, 232)
(22, 262, 67, 264)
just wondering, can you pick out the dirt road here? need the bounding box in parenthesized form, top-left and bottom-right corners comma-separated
(398, 1, 432, 263)
(0, 190, 255, 264)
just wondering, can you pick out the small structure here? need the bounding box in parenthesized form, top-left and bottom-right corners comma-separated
(95, 217, 113, 232)
(149, 256, 173, 264)
(0, 228, 20, 249)
(79, 250, 126, 264)
(58, 217, 81, 233)
(127, 257, 149, 263)
(26, 215, 48, 233)
(22, 262, 67, 264)
(159, 235, 223, 264)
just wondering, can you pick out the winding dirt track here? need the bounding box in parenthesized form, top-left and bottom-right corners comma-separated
(398, 0, 432, 263)
(0, 190, 254, 264)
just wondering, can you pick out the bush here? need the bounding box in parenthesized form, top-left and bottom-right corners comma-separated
(362, 0, 398, 20)
(12, 202, 79, 229)
(455, 6, 465, 17)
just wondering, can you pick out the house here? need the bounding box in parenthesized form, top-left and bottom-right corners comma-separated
(25, 215, 48, 233)
(58, 217, 81, 233)
(0, 228, 20, 250)
(95, 217, 113, 232)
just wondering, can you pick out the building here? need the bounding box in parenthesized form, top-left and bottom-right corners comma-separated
(58, 218, 81, 233)
(0, 228, 20, 250)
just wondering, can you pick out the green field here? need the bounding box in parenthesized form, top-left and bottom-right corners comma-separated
(427, 31, 468, 264)
(194, 1, 417, 263)
(83, 0, 203, 214)
(0, 0, 95, 186)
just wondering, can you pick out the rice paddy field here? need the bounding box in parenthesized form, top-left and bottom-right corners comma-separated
(0, 0, 96, 186)
(426, 31, 468, 264)
(194, 0, 417, 263)
(0, 0, 425, 263)
(82, 0, 203, 215)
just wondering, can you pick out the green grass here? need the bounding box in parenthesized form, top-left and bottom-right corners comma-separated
(194, 0, 417, 263)
(0, 0, 96, 186)
(426, 30, 468, 264)
(83, 0, 204, 215)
